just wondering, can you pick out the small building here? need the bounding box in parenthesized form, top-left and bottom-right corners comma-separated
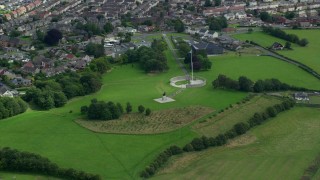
(271, 42, 284, 50)
(294, 92, 309, 101)
(192, 42, 224, 55)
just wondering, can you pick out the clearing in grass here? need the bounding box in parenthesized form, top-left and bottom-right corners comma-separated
(76, 106, 214, 134)
(192, 95, 282, 137)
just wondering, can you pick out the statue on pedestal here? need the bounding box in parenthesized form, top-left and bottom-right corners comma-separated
(162, 92, 166, 101)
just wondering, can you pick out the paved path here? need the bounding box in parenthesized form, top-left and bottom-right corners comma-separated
(162, 34, 190, 76)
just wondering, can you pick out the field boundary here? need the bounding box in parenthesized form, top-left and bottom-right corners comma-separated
(250, 41, 320, 80)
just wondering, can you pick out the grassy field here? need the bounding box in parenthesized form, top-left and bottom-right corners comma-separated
(192, 95, 282, 137)
(76, 106, 214, 134)
(233, 30, 320, 74)
(0, 172, 58, 180)
(152, 107, 320, 180)
(0, 49, 245, 179)
(233, 31, 295, 49)
(200, 54, 320, 90)
(0, 33, 320, 178)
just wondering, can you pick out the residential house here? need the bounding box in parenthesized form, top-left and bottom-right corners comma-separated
(0, 84, 18, 97)
(271, 42, 284, 50)
(294, 92, 309, 101)
(192, 42, 224, 55)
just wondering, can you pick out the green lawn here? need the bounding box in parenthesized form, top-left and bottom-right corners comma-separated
(0, 38, 319, 179)
(152, 107, 320, 180)
(233, 30, 320, 74)
(233, 31, 294, 48)
(0, 50, 245, 179)
(0, 172, 58, 180)
(199, 54, 320, 90)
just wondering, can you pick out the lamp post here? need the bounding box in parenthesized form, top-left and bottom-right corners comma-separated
(190, 49, 193, 82)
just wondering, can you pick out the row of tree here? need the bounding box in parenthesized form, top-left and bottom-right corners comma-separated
(212, 74, 308, 92)
(119, 39, 169, 72)
(262, 26, 309, 47)
(0, 97, 28, 120)
(140, 98, 295, 178)
(0, 147, 101, 180)
(23, 70, 104, 110)
(81, 100, 152, 120)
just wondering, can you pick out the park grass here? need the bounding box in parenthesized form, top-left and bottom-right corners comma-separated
(0, 172, 59, 180)
(0, 33, 319, 179)
(76, 106, 214, 134)
(0, 49, 245, 179)
(192, 95, 282, 137)
(152, 107, 320, 180)
(197, 53, 320, 90)
(279, 29, 320, 74)
(233, 30, 320, 74)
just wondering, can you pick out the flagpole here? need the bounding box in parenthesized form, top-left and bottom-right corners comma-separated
(191, 49, 193, 82)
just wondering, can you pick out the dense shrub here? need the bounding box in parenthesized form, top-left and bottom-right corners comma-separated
(0, 97, 28, 119)
(23, 71, 102, 110)
(213, 74, 308, 92)
(86, 100, 123, 120)
(0, 147, 100, 180)
(262, 26, 308, 46)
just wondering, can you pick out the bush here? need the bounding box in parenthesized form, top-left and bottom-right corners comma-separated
(169, 145, 183, 155)
(183, 143, 194, 152)
(191, 138, 205, 151)
(233, 122, 250, 135)
(266, 106, 277, 117)
(138, 105, 145, 113)
(145, 108, 151, 116)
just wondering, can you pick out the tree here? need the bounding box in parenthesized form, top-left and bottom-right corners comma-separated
(204, 0, 212, 7)
(266, 107, 277, 117)
(53, 92, 67, 107)
(103, 22, 114, 34)
(214, 0, 221, 6)
(233, 122, 249, 135)
(9, 30, 21, 37)
(260, 12, 272, 22)
(284, 11, 295, 20)
(85, 43, 105, 58)
(238, 76, 253, 92)
(36, 30, 45, 42)
(138, 105, 145, 113)
(299, 38, 309, 47)
(145, 108, 151, 116)
(285, 42, 291, 49)
(207, 16, 228, 31)
(90, 57, 110, 74)
(44, 29, 63, 46)
(253, 80, 265, 92)
(173, 19, 185, 33)
(126, 102, 132, 113)
(80, 73, 102, 94)
(191, 138, 205, 151)
(81, 106, 88, 114)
